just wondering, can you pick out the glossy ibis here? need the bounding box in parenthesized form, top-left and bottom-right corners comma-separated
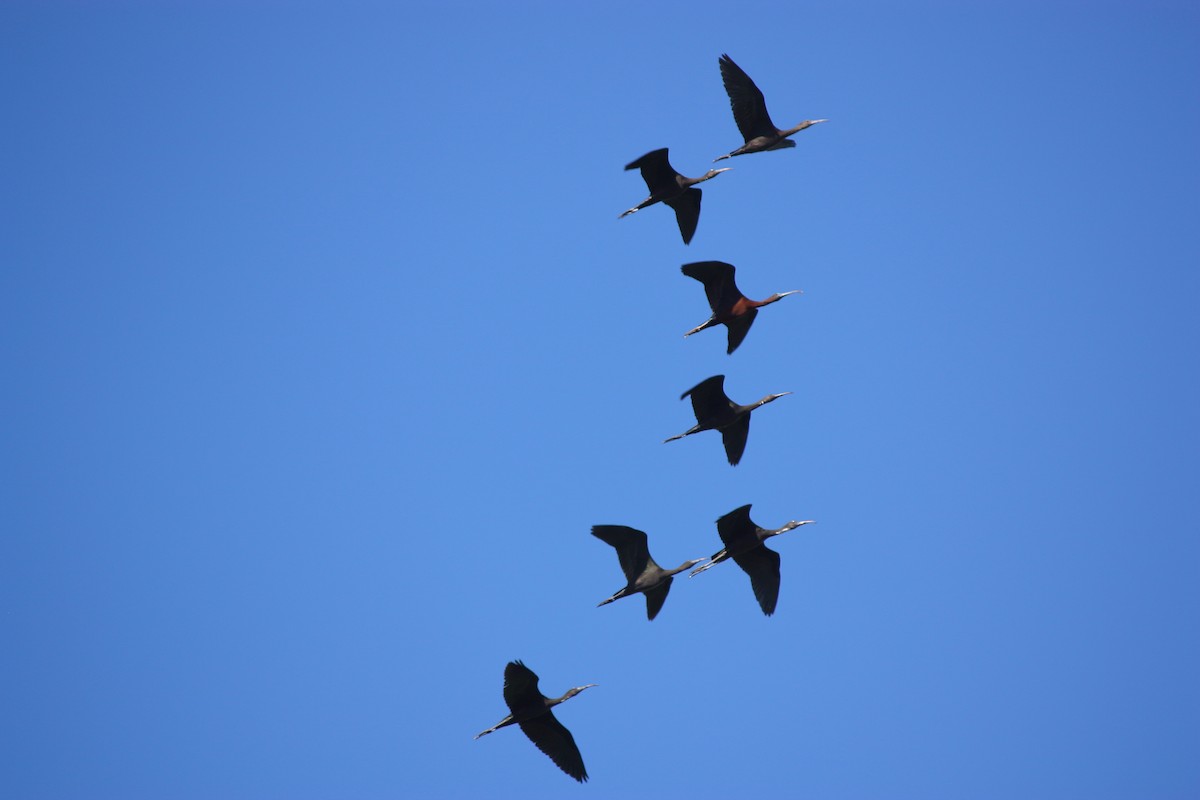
(592, 525, 705, 620)
(664, 375, 790, 466)
(474, 660, 596, 783)
(681, 260, 801, 354)
(620, 148, 729, 244)
(715, 54, 827, 162)
(690, 504, 815, 616)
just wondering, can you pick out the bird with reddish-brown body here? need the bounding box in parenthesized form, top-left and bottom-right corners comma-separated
(681, 260, 801, 354)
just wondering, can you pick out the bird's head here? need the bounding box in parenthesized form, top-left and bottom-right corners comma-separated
(702, 167, 732, 181)
(761, 391, 792, 405)
(799, 119, 829, 130)
(765, 290, 803, 305)
(565, 684, 598, 701)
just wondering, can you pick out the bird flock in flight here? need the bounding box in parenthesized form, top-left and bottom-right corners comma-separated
(475, 53, 827, 783)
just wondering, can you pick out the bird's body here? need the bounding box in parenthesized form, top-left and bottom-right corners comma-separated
(620, 148, 729, 244)
(681, 261, 801, 354)
(592, 525, 705, 620)
(715, 54, 827, 162)
(690, 505, 815, 616)
(664, 375, 790, 466)
(474, 660, 596, 783)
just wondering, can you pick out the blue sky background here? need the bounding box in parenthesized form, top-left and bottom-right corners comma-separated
(3, 2, 1198, 798)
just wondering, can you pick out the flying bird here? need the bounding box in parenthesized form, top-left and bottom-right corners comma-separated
(475, 660, 596, 783)
(620, 148, 729, 244)
(714, 53, 827, 162)
(690, 504, 815, 616)
(664, 375, 790, 466)
(681, 260, 801, 354)
(592, 525, 706, 620)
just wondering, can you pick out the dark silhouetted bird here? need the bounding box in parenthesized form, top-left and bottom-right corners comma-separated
(690, 504, 815, 615)
(715, 53, 827, 162)
(664, 375, 790, 465)
(681, 260, 801, 354)
(475, 660, 596, 782)
(592, 525, 705, 620)
(620, 148, 729, 244)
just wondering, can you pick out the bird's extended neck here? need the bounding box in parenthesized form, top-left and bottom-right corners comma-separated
(552, 684, 598, 706)
(759, 290, 802, 307)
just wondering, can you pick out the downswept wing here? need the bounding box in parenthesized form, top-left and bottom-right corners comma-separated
(730, 544, 783, 616)
(720, 415, 751, 466)
(643, 578, 673, 621)
(664, 188, 702, 245)
(518, 712, 589, 783)
(724, 309, 758, 355)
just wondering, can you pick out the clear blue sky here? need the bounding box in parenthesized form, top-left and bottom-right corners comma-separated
(3, 3, 1198, 798)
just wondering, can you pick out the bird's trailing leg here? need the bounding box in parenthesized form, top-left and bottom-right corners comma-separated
(596, 588, 627, 607)
(683, 317, 719, 338)
(619, 197, 654, 218)
(663, 423, 702, 444)
(474, 714, 514, 739)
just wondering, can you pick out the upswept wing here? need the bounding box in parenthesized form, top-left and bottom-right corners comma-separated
(681, 375, 733, 422)
(719, 54, 779, 141)
(716, 505, 757, 546)
(591, 525, 651, 583)
(503, 660, 541, 710)
(681, 261, 741, 313)
(625, 148, 678, 193)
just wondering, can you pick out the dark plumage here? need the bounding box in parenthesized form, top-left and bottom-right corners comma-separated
(681, 261, 801, 354)
(690, 504, 815, 615)
(474, 660, 596, 782)
(592, 525, 705, 620)
(664, 375, 790, 466)
(715, 54, 827, 162)
(619, 148, 729, 244)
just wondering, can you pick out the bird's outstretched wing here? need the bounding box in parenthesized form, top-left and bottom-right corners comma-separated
(591, 525, 651, 583)
(518, 711, 589, 782)
(664, 188, 701, 245)
(724, 309, 757, 354)
(730, 544, 782, 616)
(503, 660, 540, 710)
(643, 578, 673, 621)
(625, 148, 677, 192)
(681, 375, 730, 420)
(719, 54, 778, 141)
(716, 505, 756, 546)
(721, 414, 750, 466)
(681, 261, 740, 313)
